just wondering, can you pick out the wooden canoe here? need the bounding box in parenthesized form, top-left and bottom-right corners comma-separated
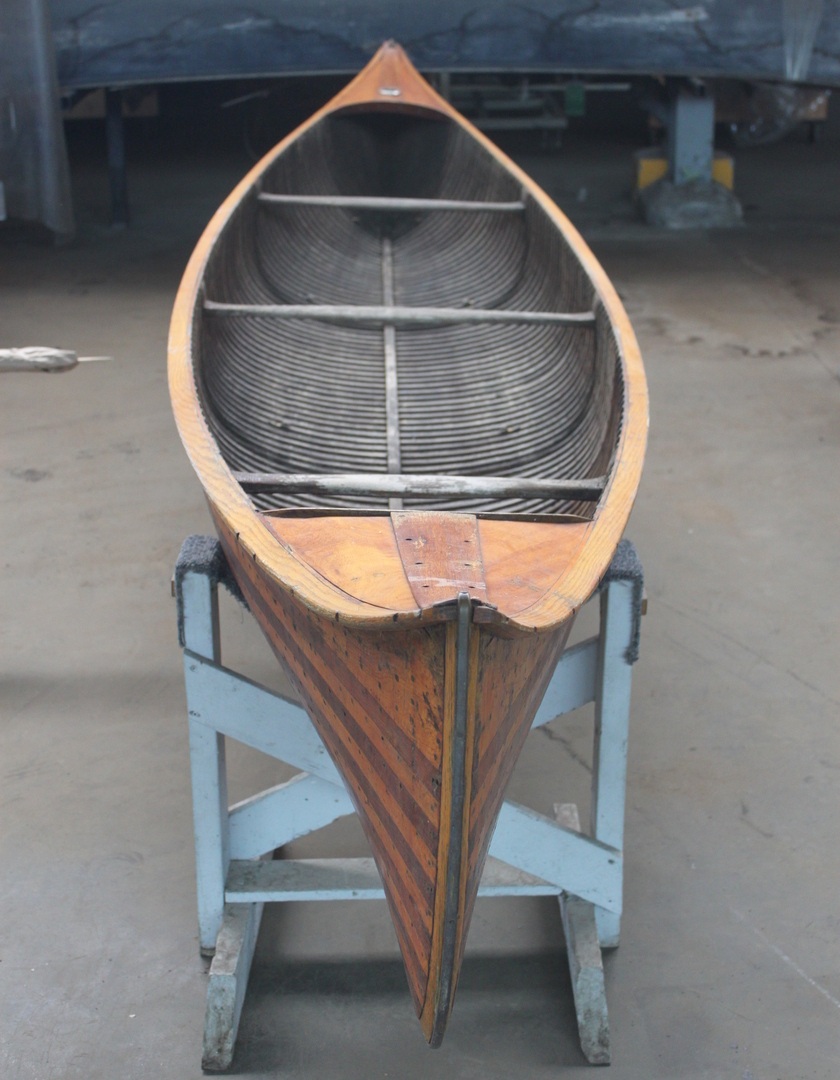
(169, 42, 647, 1046)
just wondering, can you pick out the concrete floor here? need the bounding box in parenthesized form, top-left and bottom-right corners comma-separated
(2, 110, 839, 1079)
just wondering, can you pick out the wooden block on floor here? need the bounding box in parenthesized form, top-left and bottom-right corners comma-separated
(555, 803, 611, 1066)
(202, 902, 264, 1073)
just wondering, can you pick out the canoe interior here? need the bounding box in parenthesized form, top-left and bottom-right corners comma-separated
(196, 111, 624, 517)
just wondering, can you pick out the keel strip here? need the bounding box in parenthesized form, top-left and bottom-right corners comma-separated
(422, 592, 476, 1046)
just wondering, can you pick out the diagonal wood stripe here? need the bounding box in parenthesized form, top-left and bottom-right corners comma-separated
(466, 625, 572, 900)
(221, 543, 436, 998)
(247, 543, 444, 800)
(214, 522, 453, 1001)
(233, 553, 440, 905)
(303, 623, 444, 785)
(474, 625, 569, 772)
(269, 624, 441, 856)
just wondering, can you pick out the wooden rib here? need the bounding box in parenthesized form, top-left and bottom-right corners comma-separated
(235, 472, 607, 500)
(258, 193, 526, 212)
(204, 299, 597, 327)
(381, 237, 402, 511)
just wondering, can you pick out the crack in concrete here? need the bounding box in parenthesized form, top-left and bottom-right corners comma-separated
(730, 906, 840, 1011)
(539, 723, 592, 773)
(739, 799, 775, 839)
(655, 597, 840, 709)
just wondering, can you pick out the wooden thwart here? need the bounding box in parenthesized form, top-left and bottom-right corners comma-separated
(234, 471, 607, 500)
(258, 192, 526, 212)
(204, 300, 596, 327)
(380, 237, 402, 509)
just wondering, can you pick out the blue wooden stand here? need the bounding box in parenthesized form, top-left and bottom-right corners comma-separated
(175, 536, 644, 1072)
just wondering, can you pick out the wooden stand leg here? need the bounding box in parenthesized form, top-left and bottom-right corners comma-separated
(591, 575, 637, 949)
(202, 903, 265, 1072)
(556, 803, 611, 1065)
(188, 717, 229, 955)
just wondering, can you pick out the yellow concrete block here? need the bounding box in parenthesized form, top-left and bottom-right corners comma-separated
(635, 149, 668, 191)
(712, 152, 734, 190)
(634, 148, 734, 191)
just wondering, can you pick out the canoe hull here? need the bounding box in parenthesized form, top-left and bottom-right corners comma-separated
(170, 42, 647, 1044)
(214, 512, 573, 1041)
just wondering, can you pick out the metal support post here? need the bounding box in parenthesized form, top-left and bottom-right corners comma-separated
(667, 88, 715, 185)
(105, 88, 129, 227)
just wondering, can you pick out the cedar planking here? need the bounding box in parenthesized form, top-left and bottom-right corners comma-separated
(169, 42, 647, 1044)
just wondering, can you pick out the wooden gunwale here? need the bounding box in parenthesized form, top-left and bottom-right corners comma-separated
(167, 42, 648, 633)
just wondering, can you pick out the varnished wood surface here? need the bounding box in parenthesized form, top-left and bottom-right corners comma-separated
(214, 512, 443, 1011)
(168, 41, 647, 633)
(324, 39, 450, 117)
(392, 511, 487, 610)
(262, 513, 419, 612)
(478, 518, 591, 617)
(262, 511, 593, 620)
(215, 510, 577, 1042)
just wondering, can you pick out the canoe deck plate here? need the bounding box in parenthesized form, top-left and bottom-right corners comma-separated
(392, 511, 487, 608)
